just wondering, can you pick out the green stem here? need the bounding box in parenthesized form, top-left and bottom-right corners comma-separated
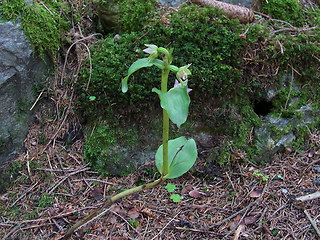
(161, 63, 170, 177)
(63, 178, 165, 239)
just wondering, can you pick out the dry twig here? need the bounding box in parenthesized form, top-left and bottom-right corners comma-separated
(48, 167, 89, 194)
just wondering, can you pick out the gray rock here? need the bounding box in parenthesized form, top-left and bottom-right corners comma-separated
(314, 166, 320, 173)
(219, 0, 258, 8)
(157, 0, 186, 7)
(255, 104, 319, 160)
(0, 20, 48, 164)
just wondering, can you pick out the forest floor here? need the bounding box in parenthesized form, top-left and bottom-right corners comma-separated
(1, 94, 320, 240)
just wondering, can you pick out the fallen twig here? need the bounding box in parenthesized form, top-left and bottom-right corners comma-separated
(10, 181, 38, 207)
(72, 178, 116, 186)
(48, 167, 89, 194)
(151, 211, 180, 240)
(303, 209, 320, 238)
(190, 0, 255, 23)
(60, 33, 100, 86)
(29, 89, 44, 111)
(111, 209, 141, 237)
(296, 191, 320, 202)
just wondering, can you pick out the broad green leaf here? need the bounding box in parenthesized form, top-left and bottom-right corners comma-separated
(165, 183, 176, 193)
(121, 58, 154, 93)
(152, 86, 190, 128)
(155, 136, 197, 179)
(151, 59, 165, 70)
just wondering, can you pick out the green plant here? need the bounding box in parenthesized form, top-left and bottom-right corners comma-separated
(165, 183, 176, 192)
(165, 183, 182, 202)
(128, 218, 139, 228)
(170, 194, 182, 203)
(253, 170, 269, 182)
(64, 45, 197, 238)
(122, 44, 197, 178)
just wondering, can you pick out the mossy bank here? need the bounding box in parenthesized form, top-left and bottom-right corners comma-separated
(76, 1, 320, 175)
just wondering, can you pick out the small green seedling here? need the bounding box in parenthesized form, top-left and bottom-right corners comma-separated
(63, 45, 197, 238)
(165, 183, 181, 202)
(128, 218, 140, 228)
(89, 96, 96, 101)
(253, 170, 269, 182)
(165, 183, 177, 192)
(170, 193, 182, 203)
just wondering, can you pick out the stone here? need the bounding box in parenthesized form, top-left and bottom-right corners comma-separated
(157, 0, 186, 7)
(219, 0, 259, 8)
(254, 105, 320, 162)
(314, 166, 320, 173)
(93, 0, 119, 34)
(0, 20, 48, 164)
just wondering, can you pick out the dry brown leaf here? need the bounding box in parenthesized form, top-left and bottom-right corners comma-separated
(113, 205, 121, 213)
(189, 189, 205, 198)
(262, 224, 273, 236)
(141, 208, 156, 218)
(90, 187, 103, 201)
(128, 207, 140, 219)
(229, 214, 242, 230)
(249, 189, 262, 198)
(244, 216, 257, 225)
(181, 184, 193, 194)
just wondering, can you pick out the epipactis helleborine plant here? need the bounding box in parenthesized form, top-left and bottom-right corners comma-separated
(122, 44, 197, 179)
(63, 45, 198, 239)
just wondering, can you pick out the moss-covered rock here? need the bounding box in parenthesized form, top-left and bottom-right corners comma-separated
(0, 0, 70, 59)
(77, 1, 320, 173)
(92, 0, 157, 33)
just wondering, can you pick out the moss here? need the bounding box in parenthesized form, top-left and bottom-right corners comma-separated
(36, 193, 55, 208)
(0, 161, 23, 194)
(262, 0, 304, 25)
(83, 121, 138, 176)
(93, 0, 157, 33)
(0, 0, 70, 59)
(77, 4, 247, 120)
(116, 0, 157, 32)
